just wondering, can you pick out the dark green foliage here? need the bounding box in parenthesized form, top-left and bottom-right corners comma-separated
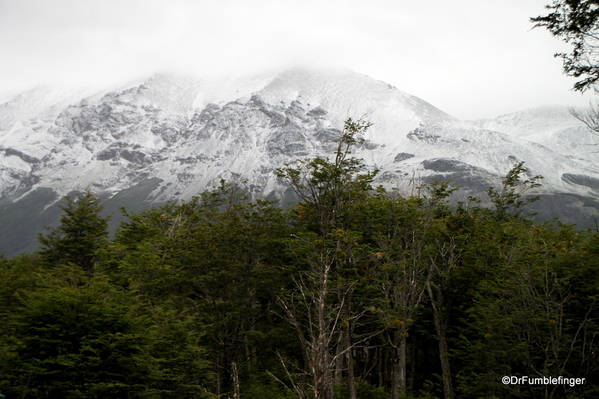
(335, 379, 390, 399)
(455, 222, 599, 398)
(0, 264, 212, 399)
(143, 305, 212, 399)
(115, 181, 292, 397)
(532, 0, 599, 92)
(38, 191, 110, 272)
(1, 269, 152, 398)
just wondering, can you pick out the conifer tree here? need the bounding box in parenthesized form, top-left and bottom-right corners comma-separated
(38, 191, 110, 273)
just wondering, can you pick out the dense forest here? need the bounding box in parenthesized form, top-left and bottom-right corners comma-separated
(0, 119, 597, 399)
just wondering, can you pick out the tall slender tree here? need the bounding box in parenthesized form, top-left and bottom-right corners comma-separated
(276, 118, 377, 399)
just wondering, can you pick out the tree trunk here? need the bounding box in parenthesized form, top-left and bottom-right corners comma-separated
(334, 341, 344, 387)
(436, 325, 453, 399)
(391, 359, 399, 399)
(391, 331, 407, 399)
(232, 362, 241, 399)
(426, 282, 454, 399)
(346, 329, 357, 399)
(313, 262, 334, 399)
(398, 333, 407, 398)
(313, 348, 334, 399)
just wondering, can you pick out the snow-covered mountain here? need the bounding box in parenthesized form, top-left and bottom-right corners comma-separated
(1, 67, 598, 256)
(471, 106, 599, 168)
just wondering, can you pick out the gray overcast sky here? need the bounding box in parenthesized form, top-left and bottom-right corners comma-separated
(0, 0, 593, 120)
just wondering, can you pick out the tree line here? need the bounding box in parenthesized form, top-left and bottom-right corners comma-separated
(0, 119, 597, 399)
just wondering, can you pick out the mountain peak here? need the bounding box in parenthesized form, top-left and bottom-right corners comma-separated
(1, 67, 599, 256)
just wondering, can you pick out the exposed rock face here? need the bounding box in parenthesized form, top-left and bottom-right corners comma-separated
(562, 173, 599, 191)
(1, 67, 599, 256)
(393, 152, 414, 163)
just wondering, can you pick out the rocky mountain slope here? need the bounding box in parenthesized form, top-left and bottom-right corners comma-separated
(1, 67, 598, 256)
